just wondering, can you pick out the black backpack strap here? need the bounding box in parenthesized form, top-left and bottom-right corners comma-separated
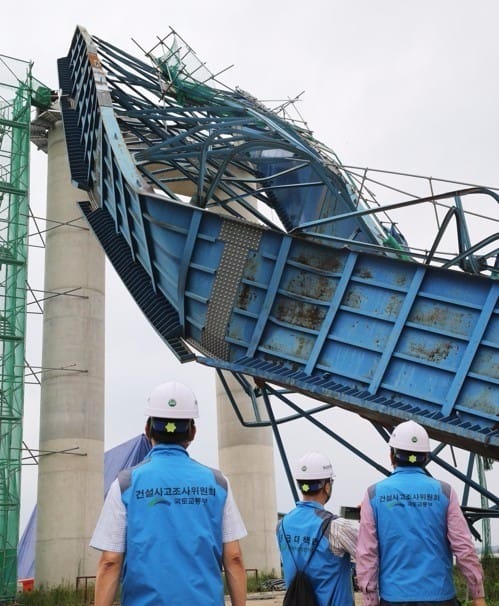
(281, 514, 330, 573)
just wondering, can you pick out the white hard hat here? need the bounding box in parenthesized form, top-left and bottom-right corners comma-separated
(145, 381, 199, 419)
(294, 452, 335, 480)
(389, 420, 430, 452)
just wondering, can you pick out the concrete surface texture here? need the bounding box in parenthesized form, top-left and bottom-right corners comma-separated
(217, 374, 281, 573)
(35, 121, 105, 586)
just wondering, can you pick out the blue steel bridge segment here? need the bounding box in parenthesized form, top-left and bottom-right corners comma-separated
(57, 25, 498, 478)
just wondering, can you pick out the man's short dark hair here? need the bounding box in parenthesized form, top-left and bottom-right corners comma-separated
(297, 478, 330, 495)
(147, 417, 194, 444)
(391, 447, 427, 467)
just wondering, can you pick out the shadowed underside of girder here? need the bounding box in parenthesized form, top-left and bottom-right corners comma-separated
(79, 201, 195, 362)
(57, 26, 498, 459)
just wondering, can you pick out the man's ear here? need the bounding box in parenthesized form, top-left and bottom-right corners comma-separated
(389, 448, 396, 467)
(145, 417, 152, 439)
(189, 420, 197, 441)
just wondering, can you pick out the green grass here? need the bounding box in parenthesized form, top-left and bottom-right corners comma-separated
(455, 556, 499, 606)
(14, 585, 90, 605)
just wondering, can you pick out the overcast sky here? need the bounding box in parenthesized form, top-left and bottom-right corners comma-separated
(2, 0, 498, 545)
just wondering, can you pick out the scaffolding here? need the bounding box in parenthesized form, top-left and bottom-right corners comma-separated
(0, 54, 49, 600)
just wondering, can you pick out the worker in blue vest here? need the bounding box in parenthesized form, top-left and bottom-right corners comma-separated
(90, 381, 247, 606)
(277, 451, 358, 606)
(356, 420, 487, 606)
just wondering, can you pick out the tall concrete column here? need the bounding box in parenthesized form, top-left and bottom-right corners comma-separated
(217, 372, 281, 574)
(35, 120, 105, 586)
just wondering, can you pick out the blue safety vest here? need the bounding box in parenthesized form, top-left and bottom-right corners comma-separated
(368, 466, 455, 602)
(118, 444, 228, 606)
(277, 501, 354, 606)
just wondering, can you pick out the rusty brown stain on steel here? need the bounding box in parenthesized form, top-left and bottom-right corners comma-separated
(344, 288, 362, 309)
(464, 388, 497, 415)
(411, 305, 467, 334)
(411, 305, 448, 325)
(276, 300, 326, 330)
(88, 52, 101, 68)
(265, 335, 313, 360)
(409, 341, 453, 362)
(471, 350, 499, 379)
(243, 252, 258, 282)
(294, 253, 343, 272)
(294, 334, 313, 359)
(355, 268, 373, 279)
(287, 272, 334, 301)
(236, 283, 256, 310)
(385, 294, 402, 317)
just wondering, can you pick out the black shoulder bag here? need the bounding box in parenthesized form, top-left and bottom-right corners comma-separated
(281, 518, 329, 606)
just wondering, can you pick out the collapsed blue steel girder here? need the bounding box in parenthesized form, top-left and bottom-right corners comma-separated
(57, 26, 498, 464)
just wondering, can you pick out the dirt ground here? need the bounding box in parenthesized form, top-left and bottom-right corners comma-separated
(226, 591, 364, 605)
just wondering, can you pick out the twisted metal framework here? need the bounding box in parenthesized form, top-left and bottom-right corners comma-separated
(56, 27, 498, 538)
(91, 30, 498, 274)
